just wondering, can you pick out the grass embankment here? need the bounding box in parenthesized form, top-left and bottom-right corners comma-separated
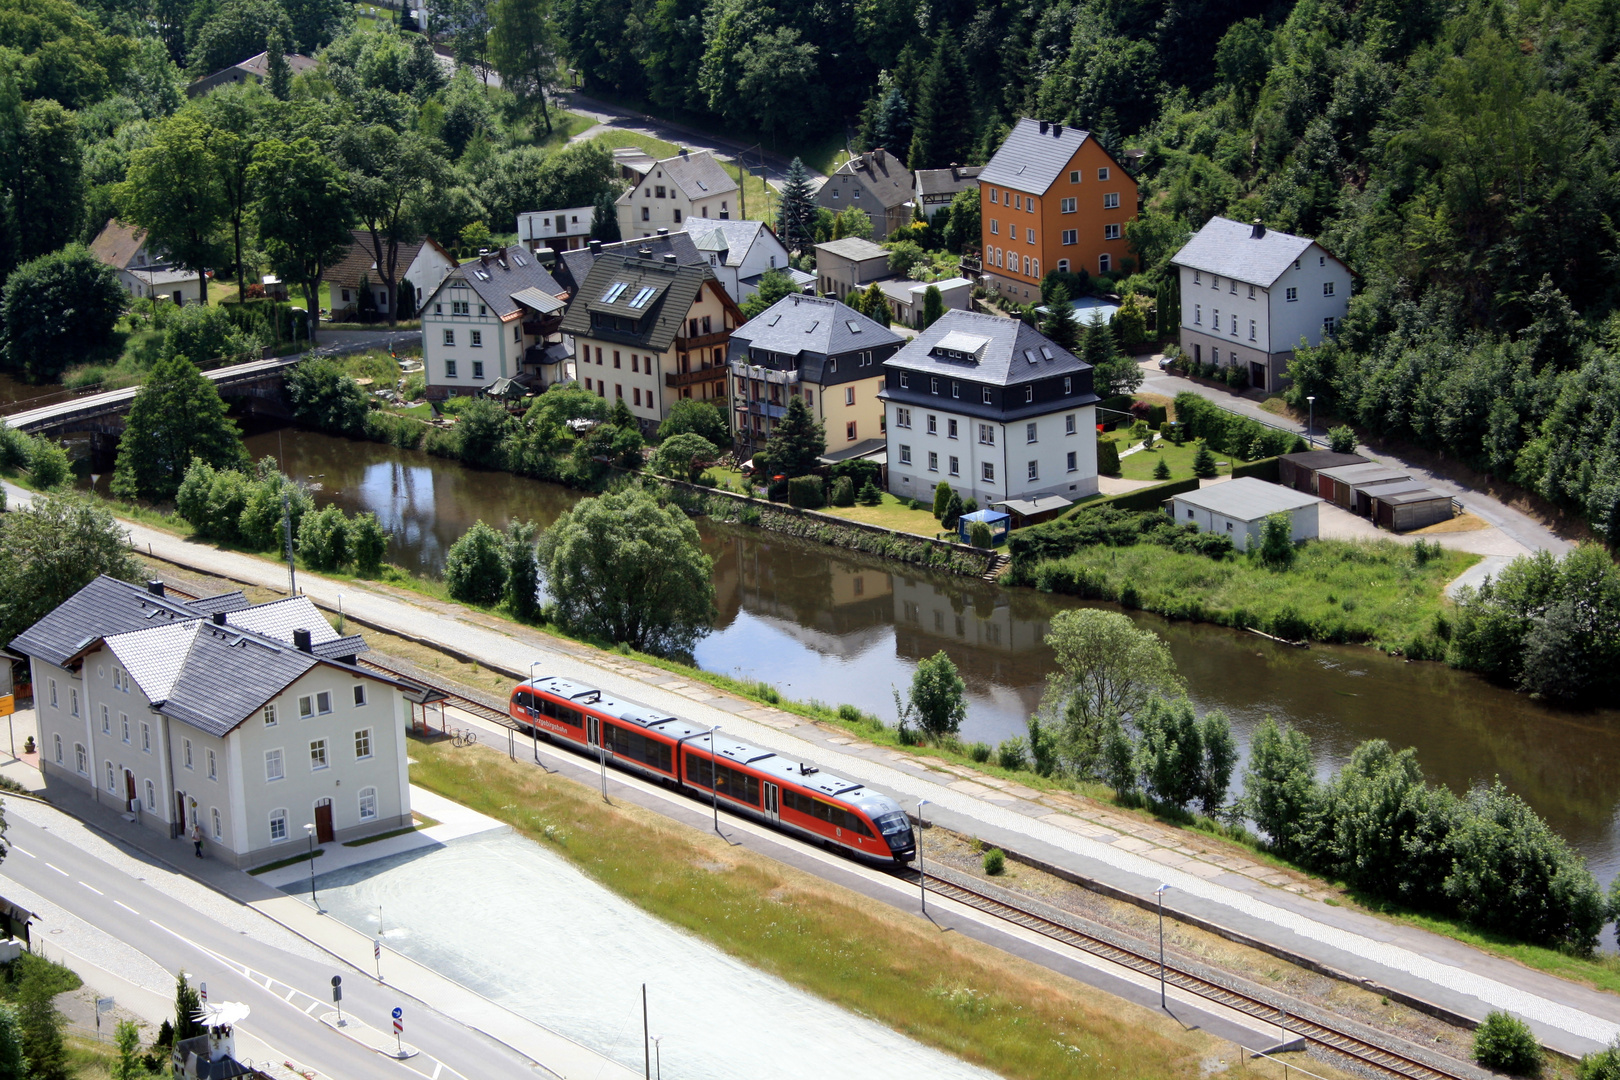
(1117, 438, 1246, 481)
(820, 491, 952, 537)
(407, 735, 1334, 1080)
(1030, 539, 1476, 649)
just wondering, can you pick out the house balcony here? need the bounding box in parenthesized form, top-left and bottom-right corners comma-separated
(665, 365, 727, 389)
(736, 400, 787, 420)
(729, 361, 800, 387)
(676, 330, 732, 351)
(522, 315, 563, 337)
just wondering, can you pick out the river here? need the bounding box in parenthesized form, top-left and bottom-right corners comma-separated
(242, 426, 1620, 887)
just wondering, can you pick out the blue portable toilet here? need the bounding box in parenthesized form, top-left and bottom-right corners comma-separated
(958, 509, 1010, 546)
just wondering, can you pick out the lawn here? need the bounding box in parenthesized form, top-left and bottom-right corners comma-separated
(1117, 438, 1243, 481)
(406, 735, 1326, 1080)
(587, 130, 779, 222)
(821, 491, 952, 538)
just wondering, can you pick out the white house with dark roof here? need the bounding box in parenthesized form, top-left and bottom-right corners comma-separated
(8, 578, 418, 869)
(727, 293, 903, 458)
(421, 244, 570, 398)
(616, 149, 739, 239)
(88, 219, 202, 305)
(681, 217, 796, 304)
(879, 310, 1100, 505)
(1170, 217, 1351, 392)
(914, 166, 982, 214)
(814, 149, 913, 240)
(325, 229, 456, 320)
(517, 205, 593, 253)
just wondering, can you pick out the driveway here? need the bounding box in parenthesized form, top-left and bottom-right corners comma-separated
(1139, 359, 1571, 557)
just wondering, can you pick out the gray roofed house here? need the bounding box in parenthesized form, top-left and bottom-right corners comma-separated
(813, 148, 913, 240)
(559, 254, 716, 354)
(554, 233, 705, 295)
(914, 165, 982, 209)
(448, 244, 566, 319)
(728, 294, 903, 458)
(879, 310, 1102, 506)
(1167, 477, 1323, 553)
(421, 244, 570, 398)
(813, 237, 891, 302)
(1171, 216, 1317, 287)
(187, 49, 317, 97)
(11, 576, 420, 868)
(616, 149, 740, 239)
(682, 217, 794, 304)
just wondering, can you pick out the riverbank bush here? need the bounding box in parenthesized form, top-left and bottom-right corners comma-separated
(175, 458, 313, 548)
(1244, 720, 1606, 952)
(1010, 505, 1237, 572)
(1017, 532, 1473, 647)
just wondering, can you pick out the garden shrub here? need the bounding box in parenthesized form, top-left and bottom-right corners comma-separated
(983, 848, 1006, 875)
(829, 476, 855, 506)
(786, 475, 825, 509)
(26, 437, 69, 489)
(297, 505, 350, 571)
(1474, 1012, 1543, 1076)
(968, 741, 992, 763)
(996, 737, 1028, 770)
(967, 520, 994, 548)
(349, 512, 389, 575)
(1097, 439, 1121, 475)
(857, 481, 883, 505)
(444, 520, 506, 605)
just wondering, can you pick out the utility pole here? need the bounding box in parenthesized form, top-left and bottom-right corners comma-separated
(282, 487, 297, 595)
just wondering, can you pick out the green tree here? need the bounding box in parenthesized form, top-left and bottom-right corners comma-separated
(536, 486, 716, 655)
(1327, 425, 1357, 454)
(120, 112, 227, 306)
(932, 481, 952, 519)
(113, 1019, 141, 1080)
(163, 303, 259, 364)
(1041, 282, 1080, 350)
(1040, 609, 1185, 775)
(907, 32, 973, 170)
(901, 650, 967, 737)
(456, 397, 515, 470)
(740, 268, 798, 320)
(657, 399, 729, 446)
(285, 359, 369, 436)
(832, 205, 873, 241)
(297, 505, 349, 570)
(1153, 456, 1171, 480)
(190, 85, 270, 302)
(1192, 443, 1217, 478)
(15, 969, 65, 1080)
(444, 520, 506, 605)
(488, 0, 561, 136)
(13, 101, 84, 266)
(264, 26, 291, 99)
(942, 187, 979, 254)
(0, 1001, 26, 1080)
(865, 86, 911, 155)
(1081, 308, 1142, 397)
(112, 355, 248, 501)
(650, 432, 718, 482)
(338, 126, 445, 330)
(942, 489, 964, 528)
(504, 519, 541, 620)
(1242, 717, 1318, 860)
(1097, 438, 1120, 475)
(887, 239, 924, 277)
(25, 437, 69, 490)
(188, 0, 291, 74)
(0, 494, 139, 659)
(349, 512, 388, 576)
(173, 973, 202, 1042)
(757, 395, 824, 479)
(920, 285, 946, 329)
(1578, 1041, 1620, 1080)
(856, 282, 891, 327)
(590, 188, 621, 242)
(0, 245, 125, 382)
(250, 137, 351, 345)
(1474, 1012, 1543, 1077)
(1258, 512, 1295, 568)
(776, 156, 817, 253)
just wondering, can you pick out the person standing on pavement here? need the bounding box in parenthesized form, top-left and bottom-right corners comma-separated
(191, 822, 204, 858)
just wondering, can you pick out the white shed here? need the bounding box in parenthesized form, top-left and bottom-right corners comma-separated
(1167, 477, 1322, 551)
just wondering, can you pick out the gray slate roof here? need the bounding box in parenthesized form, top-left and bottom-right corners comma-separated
(1172, 477, 1322, 520)
(915, 166, 982, 198)
(6, 576, 397, 739)
(1170, 217, 1318, 287)
(558, 254, 718, 352)
(444, 244, 566, 319)
(815, 237, 889, 263)
(1280, 450, 1368, 472)
(826, 150, 912, 209)
(882, 309, 1088, 387)
(978, 118, 1092, 195)
(728, 294, 900, 378)
(555, 233, 703, 294)
(683, 218, 774, 267)
(657, 150, 738, 201)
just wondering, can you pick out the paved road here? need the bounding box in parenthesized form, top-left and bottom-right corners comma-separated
(0, 798, 534, 1079)
(1138, 360, 1572, 556)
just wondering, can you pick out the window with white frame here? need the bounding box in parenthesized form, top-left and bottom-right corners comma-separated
(1025, 386, 1034, 403)
(844, 386, 854, 406)
(184, 739, 193, 769)
(978, 424, 995, 445)
(898, 372, 909, 389)
(1285, 287, 1298, 301)
(1194, 304, 1201, 325)
(947, 418, 958, 438)
(317, 691, 332, 714)
(472, 361, 485, 380)
(211, 808, 222, 840)
(269, 809, 288, 842)
(990, 219, 999, 235)
(101, 705, 109, 734)
(121, 714, 129, 743)
(471, 330, 483, 346)
(70, 689, 78, 717)
(1061, 229, 1077, 245)
(1064, 377, 1072, 394)
(1067, 451, 1078, 472)
(1250, 320, 1257, 340)
(1065, 413, 1077, 434)
(1104, 224, 1121, 240)
(926, 413, 936, 434)
(446, 360, 458, 378)
(1068, 170, 1080, 184)
(264, 704, 277, 727)
(930, 377, 939, 394)
(899, 445, 912, 465)
(949, 455, 959, 476)
(359, 787, 378, 821)
(1098, 167, 1110, 181)
(310, 739, 328, 770)
(1027, 461, 1039, 481)
(896, 407, 911, 428)
(1099, 254, 1110, 273)
(443, 329, 455, 346)
(53, 734, 62, 764)
(1323, 281, 1336, 296)
(927, 451, 938, 471)
(299, 695, 314, 719)
(352, 684, 366, 707)
(141, 722, 150, 752)
(1060, 197, 1076, 213)
(355, 729, 373, 759)
(75, 744, 87, 775)
(106, 761, 115, 792)
(1323, 316, 1337, 333)
(982, 461, 995, 482)
(1103, 193, 1120, 209)
(982, 387, 992, 404)
(144, 778, 155, 811)
(265, 748, 284, 782)
(1026, 422, 1038, 443)
(208, 749, 217, 780)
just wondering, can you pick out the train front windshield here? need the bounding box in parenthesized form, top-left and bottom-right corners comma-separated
(874, 812, 913, 850)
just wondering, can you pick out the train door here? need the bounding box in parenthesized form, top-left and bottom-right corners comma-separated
(763, 783, 779, 825)
(586, 716, 599, 749)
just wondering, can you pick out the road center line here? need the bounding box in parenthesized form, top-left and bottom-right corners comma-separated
(114, 900, 139, 915)
(44, 862, 68, 876)
(11, 847, 33, 858)
(78, 882, 103, 896)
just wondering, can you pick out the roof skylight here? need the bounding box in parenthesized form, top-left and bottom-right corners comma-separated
(846, 321, 862, 333)
(628, 285, 657, 309)
(602, 281, 629, 303)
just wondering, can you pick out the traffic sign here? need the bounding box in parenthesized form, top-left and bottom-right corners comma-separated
(0, 695, 14, 718)
(374, 940, 381, 960)
(393, 1006, 404, 1036)
(392, 1007, 402, 1020)
(331, 975, 342, 987)
(199, 982, 207, 1004)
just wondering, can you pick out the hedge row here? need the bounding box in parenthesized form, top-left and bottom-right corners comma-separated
(1174, 393, 1306, 459)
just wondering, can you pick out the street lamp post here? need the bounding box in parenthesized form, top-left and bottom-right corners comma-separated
(917, 799, 929, 914)
(650, 1036, 663, 1080)
(528, 661, 541, 764)
(304, 824, 319, 910)
(1154, 883, 1171, 1008)
(710, 725, 721, 834)
(1306, 395, 1316, 449)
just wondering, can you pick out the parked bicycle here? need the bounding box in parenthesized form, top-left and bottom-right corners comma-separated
(451, 727, 479, 748)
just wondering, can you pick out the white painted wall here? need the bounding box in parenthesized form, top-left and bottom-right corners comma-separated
(1269, 245, 1351, 352)
(1166, 499, 1320, 551)
(885, 403, 1098, 505)
(1178, 241, 1350, 356)
(423, 279, 526, 391)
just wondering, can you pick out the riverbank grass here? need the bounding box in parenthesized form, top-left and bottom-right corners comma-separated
(820, 491, 950, 537)
(406, 735, 1333, 1080)
(1030, 538, 1475, 647)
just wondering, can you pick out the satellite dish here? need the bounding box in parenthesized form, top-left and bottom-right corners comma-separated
(193, 1001, 251, 1027)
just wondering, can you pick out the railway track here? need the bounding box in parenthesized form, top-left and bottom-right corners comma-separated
(911, 871, 1473, 1080)
(156, 582, 1478, 1080)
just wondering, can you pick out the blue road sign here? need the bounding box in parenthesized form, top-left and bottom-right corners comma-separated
(392, 1007, 403, 1020)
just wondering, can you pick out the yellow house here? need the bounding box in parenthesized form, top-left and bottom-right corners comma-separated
(727, 294, 904, 460)
(559, 252, 741, 429)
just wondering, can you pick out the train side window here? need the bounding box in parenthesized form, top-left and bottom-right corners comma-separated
(514, 690, 536, 713)
(846, 810, 874, 837)
(686, 752, 712, 790)
(557, 705, 580, 726)
(604, 723, 673, 772)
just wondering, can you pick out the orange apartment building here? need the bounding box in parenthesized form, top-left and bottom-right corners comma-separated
(978, 119, 1138, 303)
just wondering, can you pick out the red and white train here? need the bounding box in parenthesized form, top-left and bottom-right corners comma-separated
(508, 675, 917, 864)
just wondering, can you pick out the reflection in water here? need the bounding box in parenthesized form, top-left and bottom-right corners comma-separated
(247, 427, 1620, 886)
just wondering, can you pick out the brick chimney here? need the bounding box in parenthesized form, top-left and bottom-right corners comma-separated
(293, 628, 313, 653)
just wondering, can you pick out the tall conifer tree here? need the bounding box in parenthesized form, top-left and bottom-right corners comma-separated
(908, 33, 975, 169)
